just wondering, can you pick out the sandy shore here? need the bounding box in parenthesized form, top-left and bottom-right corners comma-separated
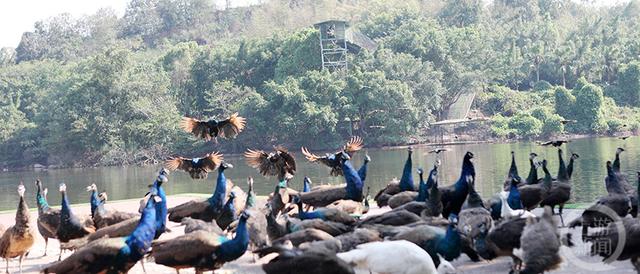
(0, 195, 637, 274)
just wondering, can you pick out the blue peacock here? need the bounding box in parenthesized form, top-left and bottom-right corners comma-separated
(44, 189, 162, 274)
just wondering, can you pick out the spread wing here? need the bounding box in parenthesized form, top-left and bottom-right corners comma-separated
(301, 147, 343, 176)
(301, 147, 333, 167)
(181, 117, 210, 140)
(343, 136, 363, 155)
(165, 157, 193, 172)
(216, 113, 246, 139)
(201, 152, 223, 172)
(244, 149, 275, 177)
(164, 152, 222, 172)
(245, 147, 296, 179)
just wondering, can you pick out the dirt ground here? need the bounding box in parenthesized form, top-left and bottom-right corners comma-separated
(0, 195, 637, 274)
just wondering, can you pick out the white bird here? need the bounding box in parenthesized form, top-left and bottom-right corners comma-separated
(500, 192, 536, 219)
(337, 240, 455, 274)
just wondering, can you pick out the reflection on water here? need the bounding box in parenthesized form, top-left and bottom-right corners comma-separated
(0, 136, 638, 211)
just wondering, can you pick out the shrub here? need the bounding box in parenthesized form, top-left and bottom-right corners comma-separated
(533, 80, 553, 91)
(508, 112, 543, 138)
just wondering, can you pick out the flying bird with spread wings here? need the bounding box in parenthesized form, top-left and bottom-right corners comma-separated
(301, 136, 364, 176)
(538, 140, 569, 147)
(244, 146, 297, 181)
(180, 113, 246, 141)
(165, 152, 224, 179)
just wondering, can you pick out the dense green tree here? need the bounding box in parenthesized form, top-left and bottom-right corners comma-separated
(274, 28, 321, 80)
(554, 86, 575, 120)
(616, 61, 640, 106)
(508, 112, 543, 138)
(438, 0, 483, 27)
(2, 0, 640, 167)
(574, 83, 608, 133)
(120, 0, 163, 42)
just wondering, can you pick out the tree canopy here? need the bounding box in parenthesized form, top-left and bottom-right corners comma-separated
(1, 0, 640, 167)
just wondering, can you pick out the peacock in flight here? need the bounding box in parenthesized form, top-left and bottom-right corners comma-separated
(296, 137, 368, 207)
(165, 151, 223, 180)
(181, 112, 246, 141)
(245, 146, 297, 182)
(301, 136, 364, 177)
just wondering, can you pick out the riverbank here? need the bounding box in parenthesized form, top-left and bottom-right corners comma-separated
(2, 132, 634, 172)
(0, 194, 635, 274)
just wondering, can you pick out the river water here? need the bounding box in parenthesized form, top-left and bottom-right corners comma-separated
(0, 136, 637, 211)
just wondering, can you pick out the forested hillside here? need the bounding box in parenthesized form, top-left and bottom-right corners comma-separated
(1, 0, 640, 168)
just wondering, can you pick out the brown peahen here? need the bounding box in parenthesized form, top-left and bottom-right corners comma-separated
(0, 183, 36, 273)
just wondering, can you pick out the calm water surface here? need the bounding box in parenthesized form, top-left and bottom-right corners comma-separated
(1, 136, 638, 211)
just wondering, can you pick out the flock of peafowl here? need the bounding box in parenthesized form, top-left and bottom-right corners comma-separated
(0, 113, 639, 273)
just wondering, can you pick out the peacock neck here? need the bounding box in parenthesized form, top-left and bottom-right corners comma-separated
(61, 191, 72, 219)
(90, 191, 100, 217)
(613, 153, 621, 173)
(607, 165, 625, 194)
(357, 160, 368, 182)
(209, 169, 227, 209)
(15, 196, 30, 227)
(508, 153, 518, 179)
(215, 216, 249, 262)
(426, 167, 437, 189)
(399, 152, 414, 191)
(526, 159, 538, 185)
(245, 192, 256, 209)
(153, 180, 167, 238)
(224, 196, 236, 218)
(416, 172, 428, 202)
(543, 167, 552, 190)
(303, 179, 311, 193)
(429, 182, 441, 203)
(507, 183, 522, 210)
(557, 150, 568, 181)
(36, 191, 50, 213)
(342, 160, 364, 201)
(567, 157, 576, 179)
(460, 158, 475, 182)
(125, 198, 157, 260)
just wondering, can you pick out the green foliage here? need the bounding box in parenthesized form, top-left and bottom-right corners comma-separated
(554, 86, 576, 120)
(438, 0, 483, 27)
(553, 82, 608, 133)
(574, 83, 608, 133)
(615, 61, 640, 106)
(508, 112, 543, 138)
(533, 80, 553, 91)
(490, 114, 514, 138)
(531, 106, 564, 137)
(475, 85, 546, 116)
(274, 28, 322, 80)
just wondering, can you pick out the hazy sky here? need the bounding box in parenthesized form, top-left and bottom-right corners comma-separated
(0, 0, 630, 48)
(0, 0, 262, 48)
